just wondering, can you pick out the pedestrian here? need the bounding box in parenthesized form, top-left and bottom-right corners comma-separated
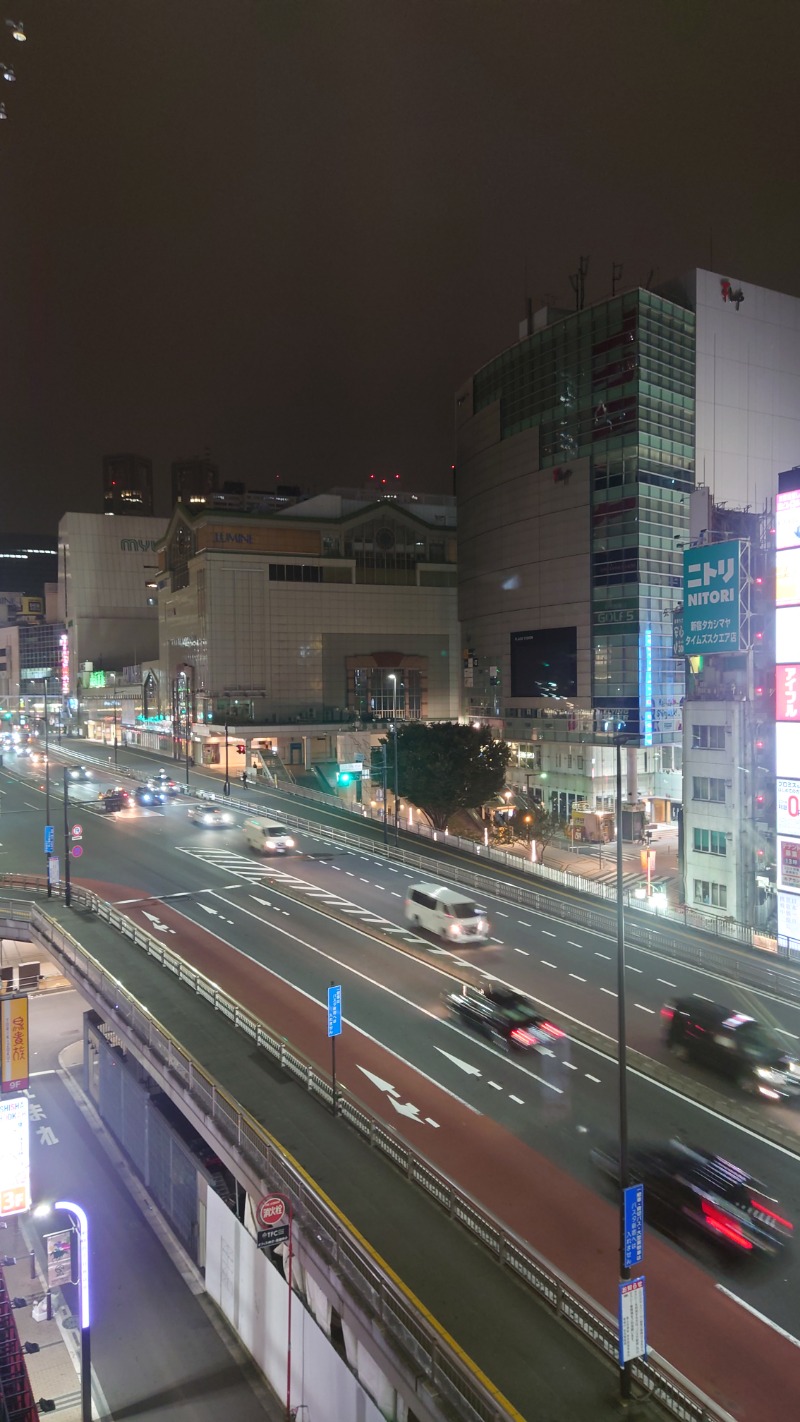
(241, 769, 248, 788)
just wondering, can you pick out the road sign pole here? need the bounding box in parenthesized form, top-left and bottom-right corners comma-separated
(616, 737, 631, 1400)
(327, 983, 342, 1117)
(62, 768, 72, 908)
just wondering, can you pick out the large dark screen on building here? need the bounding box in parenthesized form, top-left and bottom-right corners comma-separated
(510, 627, 577, 698)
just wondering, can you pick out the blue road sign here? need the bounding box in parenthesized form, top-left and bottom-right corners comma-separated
(44, 824, 54, 854)
(327, 984, 342, 1038)
(623, 1183, 644, 1268)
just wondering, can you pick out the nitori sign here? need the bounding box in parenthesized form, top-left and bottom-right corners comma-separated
(683, 540, 743, 653)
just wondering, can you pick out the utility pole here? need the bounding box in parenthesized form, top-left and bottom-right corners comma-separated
(63, 767, 72, 908)
(392, 724, 399, 846)
(616, 738, 632, 1400)
(223, 718, 230, 796)
(381, 743, 388, 848)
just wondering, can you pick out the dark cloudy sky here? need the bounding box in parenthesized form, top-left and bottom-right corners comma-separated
(2, 0, 799, 531)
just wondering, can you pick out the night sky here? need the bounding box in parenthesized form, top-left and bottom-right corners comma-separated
(2, 0, 799, 532)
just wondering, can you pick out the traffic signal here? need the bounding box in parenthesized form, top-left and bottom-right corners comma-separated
(337, 771, 352, 786)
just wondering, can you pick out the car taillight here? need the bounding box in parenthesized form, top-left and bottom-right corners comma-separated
(660, 1006, 674, 1020)
(700, 1200, 753, 1249)
(510, 1028, 533, 1045)
(750, 1200, 793, 1231)
(541, 1022, 565, 1039)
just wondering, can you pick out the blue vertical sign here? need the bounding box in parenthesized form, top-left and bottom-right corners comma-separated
(44, 825, 55, 854)
(623, 1182, 644, 1268)
(327, 985, 342, 1038)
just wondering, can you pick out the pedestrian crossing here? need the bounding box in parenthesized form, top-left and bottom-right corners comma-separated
(175, 845, 429, 945)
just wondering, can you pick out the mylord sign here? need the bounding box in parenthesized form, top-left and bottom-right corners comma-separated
(683, 540, 743, 654)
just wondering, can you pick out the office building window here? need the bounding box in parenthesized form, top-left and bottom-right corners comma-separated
(692, 776, 725, 803)
(692, 724, 725, 749)
(692, 828, 726, 855)
(693, 879, 727, 909)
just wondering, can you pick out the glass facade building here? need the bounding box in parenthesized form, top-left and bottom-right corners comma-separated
(469, 289, 693, 744)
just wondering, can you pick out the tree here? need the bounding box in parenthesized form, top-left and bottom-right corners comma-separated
(531, 806, 561, 864)
(375, 721, 511, 833)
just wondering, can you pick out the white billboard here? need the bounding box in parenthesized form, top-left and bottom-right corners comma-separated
(0, 1094, 30, 1217)
(778, 890, 800, 948)
(777, 780, 800, 836)
(776, 722, 800, 779)
(776, 488, 800, 551)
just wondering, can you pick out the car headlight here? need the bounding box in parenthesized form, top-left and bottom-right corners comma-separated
(755, 1066, 781, 1082)
(284, 837, 295, 848)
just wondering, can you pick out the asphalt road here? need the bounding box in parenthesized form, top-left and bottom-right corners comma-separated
(5, 744, 800, 1416)
(25, 996, 283, 1422)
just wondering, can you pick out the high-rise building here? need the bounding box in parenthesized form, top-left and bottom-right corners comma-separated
(0, 535, 58, 597)
(103, 454, 154, 516)
(775, 466, 800, 956)
(455, 268, 800, 826)
(171, 456, 219, 508)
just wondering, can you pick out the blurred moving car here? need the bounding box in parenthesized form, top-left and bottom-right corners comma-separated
(661, 998, 800, 1100)
(67, 765, 92, 781)
(591, 1139, 793, 1259)
(443, 983, 564, 1051)
(135, 784, 168, 806)
(29, 750, 48, 765)
(404, 883, 490, 944)
(98, 787, 131, 813)
(150, 774, 182, 796)
(187, 805, 232, 828)
(242, 818, 295, 854)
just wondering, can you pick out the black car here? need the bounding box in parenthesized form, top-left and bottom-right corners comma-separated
(443, 984, 564, 1051)
(98, 787, 130, 813)
(591, 1139, 793, 1260)
(67, 765, 92, 781)
(662, 998, 800, 1100)
(134, 784, 167, 806)
(150, 774, 181, 796)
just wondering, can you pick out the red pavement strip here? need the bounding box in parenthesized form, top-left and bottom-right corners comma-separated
(76, 879, 799, 1420)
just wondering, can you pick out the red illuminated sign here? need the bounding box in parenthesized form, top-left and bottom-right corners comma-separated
(777, 664, 800, 722)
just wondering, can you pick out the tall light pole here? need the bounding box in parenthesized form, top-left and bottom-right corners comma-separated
(223, 717, 230, 796)
(392, 722, 399, 846)
(62, 766, 72, 908)
(35, 677, 52, 896)
(616, 736, 632, 1401)
(112, 703, 118, 768)
(388, 672, 397, 719)
(35, 1200, 91, 1422)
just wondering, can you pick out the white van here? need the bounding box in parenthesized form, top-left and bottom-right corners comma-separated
(404, 883, 490, 945)
(242, 817, 296, 855)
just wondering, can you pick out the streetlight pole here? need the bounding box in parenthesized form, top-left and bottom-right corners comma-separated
(392, 723, 399, 846)
(35, 1199, 91, 1422)
(39, 678, 52, 897)
(223, 718, 230, 796)
(113, 704, 118, 768)
(63, 767, 72, 908)
(616, 737, 631, 1401)
(381, 742, 388, 848)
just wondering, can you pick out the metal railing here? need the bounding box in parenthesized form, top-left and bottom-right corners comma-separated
(5, 883, 729, 1421)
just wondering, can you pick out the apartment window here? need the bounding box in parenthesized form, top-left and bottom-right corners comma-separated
(693, 828, 727, 856)
(693, 879, 727, 909)
(692, 776, 725, 803)
(692, 724, 725, 750)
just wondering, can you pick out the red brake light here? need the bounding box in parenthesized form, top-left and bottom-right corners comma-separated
(660, 1006, 674, 1020)
(541, 1022, 565, 1039)
(751, 1201, 793, 1231)
(701, 1200, 753, 1250)
(510, 1027, 534, 1045)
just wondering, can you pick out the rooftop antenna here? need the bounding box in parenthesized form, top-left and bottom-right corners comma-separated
(611, 261, 623, 296)
(569, 255, 589, 311)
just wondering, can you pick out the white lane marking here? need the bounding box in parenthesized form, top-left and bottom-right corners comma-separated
(563, 1061, 578, 1070)
(595, 952, 611, 960)
(694, 993, 713, 1001)
(509, 1095, 525, 1105)
(360, 877, 370, 883)
(542, 930, 555, 937)
(568, 941, 582, 949)
(390, 891, 402, 898)
(585, 1074, 601, 1084)
(541, 960, 557, 969)
(425, 1118, 440, 1128)
(496, 911, 508, 918)
(626, 965, 642, 973)
(657, 978, 677, 988)
(716, 1286, 800, 1349)
(518, 920, 531, 927)
(569, 973, 586, 983)
(490, 937, 505, 945)
(601, 988, 618, 997)
(488, 1081, 503, 1091)
(434, 1048, 482, 1076)
(346, 871, 355, 876)
(635, 1004, 656, 1015)
(777, 1028, 800, 1040)
(515, 948, 529, 956)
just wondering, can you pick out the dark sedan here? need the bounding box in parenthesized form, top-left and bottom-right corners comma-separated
(134, 784, 168, 806)
(98, 788, 131, 813)
(443, 984, 565, 1051)
(591, 1139, 793, 1260)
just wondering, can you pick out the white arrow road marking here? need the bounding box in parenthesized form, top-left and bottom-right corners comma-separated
(357, 1066, 400, 1097)
(250, 896, 274, 907)
(198, 904, 218, 915)
(390, 1098, 422, 1119)
(142, 911, 176, 934)
(434, 1047, 482, 1076)
(37, 1125, 58, 1146)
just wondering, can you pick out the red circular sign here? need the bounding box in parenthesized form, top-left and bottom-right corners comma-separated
(256, 1195, 285, 1228)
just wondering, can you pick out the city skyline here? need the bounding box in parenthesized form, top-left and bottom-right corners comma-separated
(2, 0, 800, 531)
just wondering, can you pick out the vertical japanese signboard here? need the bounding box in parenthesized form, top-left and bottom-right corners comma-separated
(683, 540, 743, 653)
(776, 487, 800, 957)
(0, 1095, 31, 1217)
(1, 995, 29, 1093)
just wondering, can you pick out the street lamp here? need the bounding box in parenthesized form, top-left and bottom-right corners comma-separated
(34, 1200, 91, 1422)
(112, 704, 118, 768)
(32, 677, 52, 896)
(223, 717, 230, 796)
